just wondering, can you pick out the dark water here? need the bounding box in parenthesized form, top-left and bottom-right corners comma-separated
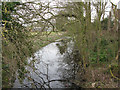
(13, 38, 81, 88)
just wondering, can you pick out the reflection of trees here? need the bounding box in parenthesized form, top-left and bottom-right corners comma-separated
(57, 40, 85, 87)
(56, 40, 67, 55)
(18, 40, 84, 88)
(21, 59, 67, 89)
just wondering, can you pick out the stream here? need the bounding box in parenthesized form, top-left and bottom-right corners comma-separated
(13, 38, 81, 88)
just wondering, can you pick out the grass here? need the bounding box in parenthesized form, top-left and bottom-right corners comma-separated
(72, 30, 118, 88)
(2, 31, 68, 88)
(2, 30, 118, 88)
(28, 31, 68, 52)
(29, 30, 118, 88)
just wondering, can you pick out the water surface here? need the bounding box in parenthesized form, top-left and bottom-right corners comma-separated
(13, 39, 80, 88)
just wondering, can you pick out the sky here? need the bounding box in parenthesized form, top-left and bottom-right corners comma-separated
(111, 0, 119, 5)
(12, 0, 120, 25)
(1, 0, 119, 4)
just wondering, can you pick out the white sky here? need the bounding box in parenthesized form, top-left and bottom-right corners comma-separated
(21, 0, 119, 4)
(17, 0, 120, 25)
(111, 0, 119, 5)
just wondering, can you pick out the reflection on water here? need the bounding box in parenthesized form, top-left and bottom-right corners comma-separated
(13, 38, 81, 88)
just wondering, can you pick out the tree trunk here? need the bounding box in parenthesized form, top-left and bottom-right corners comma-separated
(108, 11, 111, 31)
(118, 9, 120, 88)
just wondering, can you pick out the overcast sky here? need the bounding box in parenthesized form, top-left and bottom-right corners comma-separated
(111, 0, 119, 5)
(8, 0, 120, 25)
